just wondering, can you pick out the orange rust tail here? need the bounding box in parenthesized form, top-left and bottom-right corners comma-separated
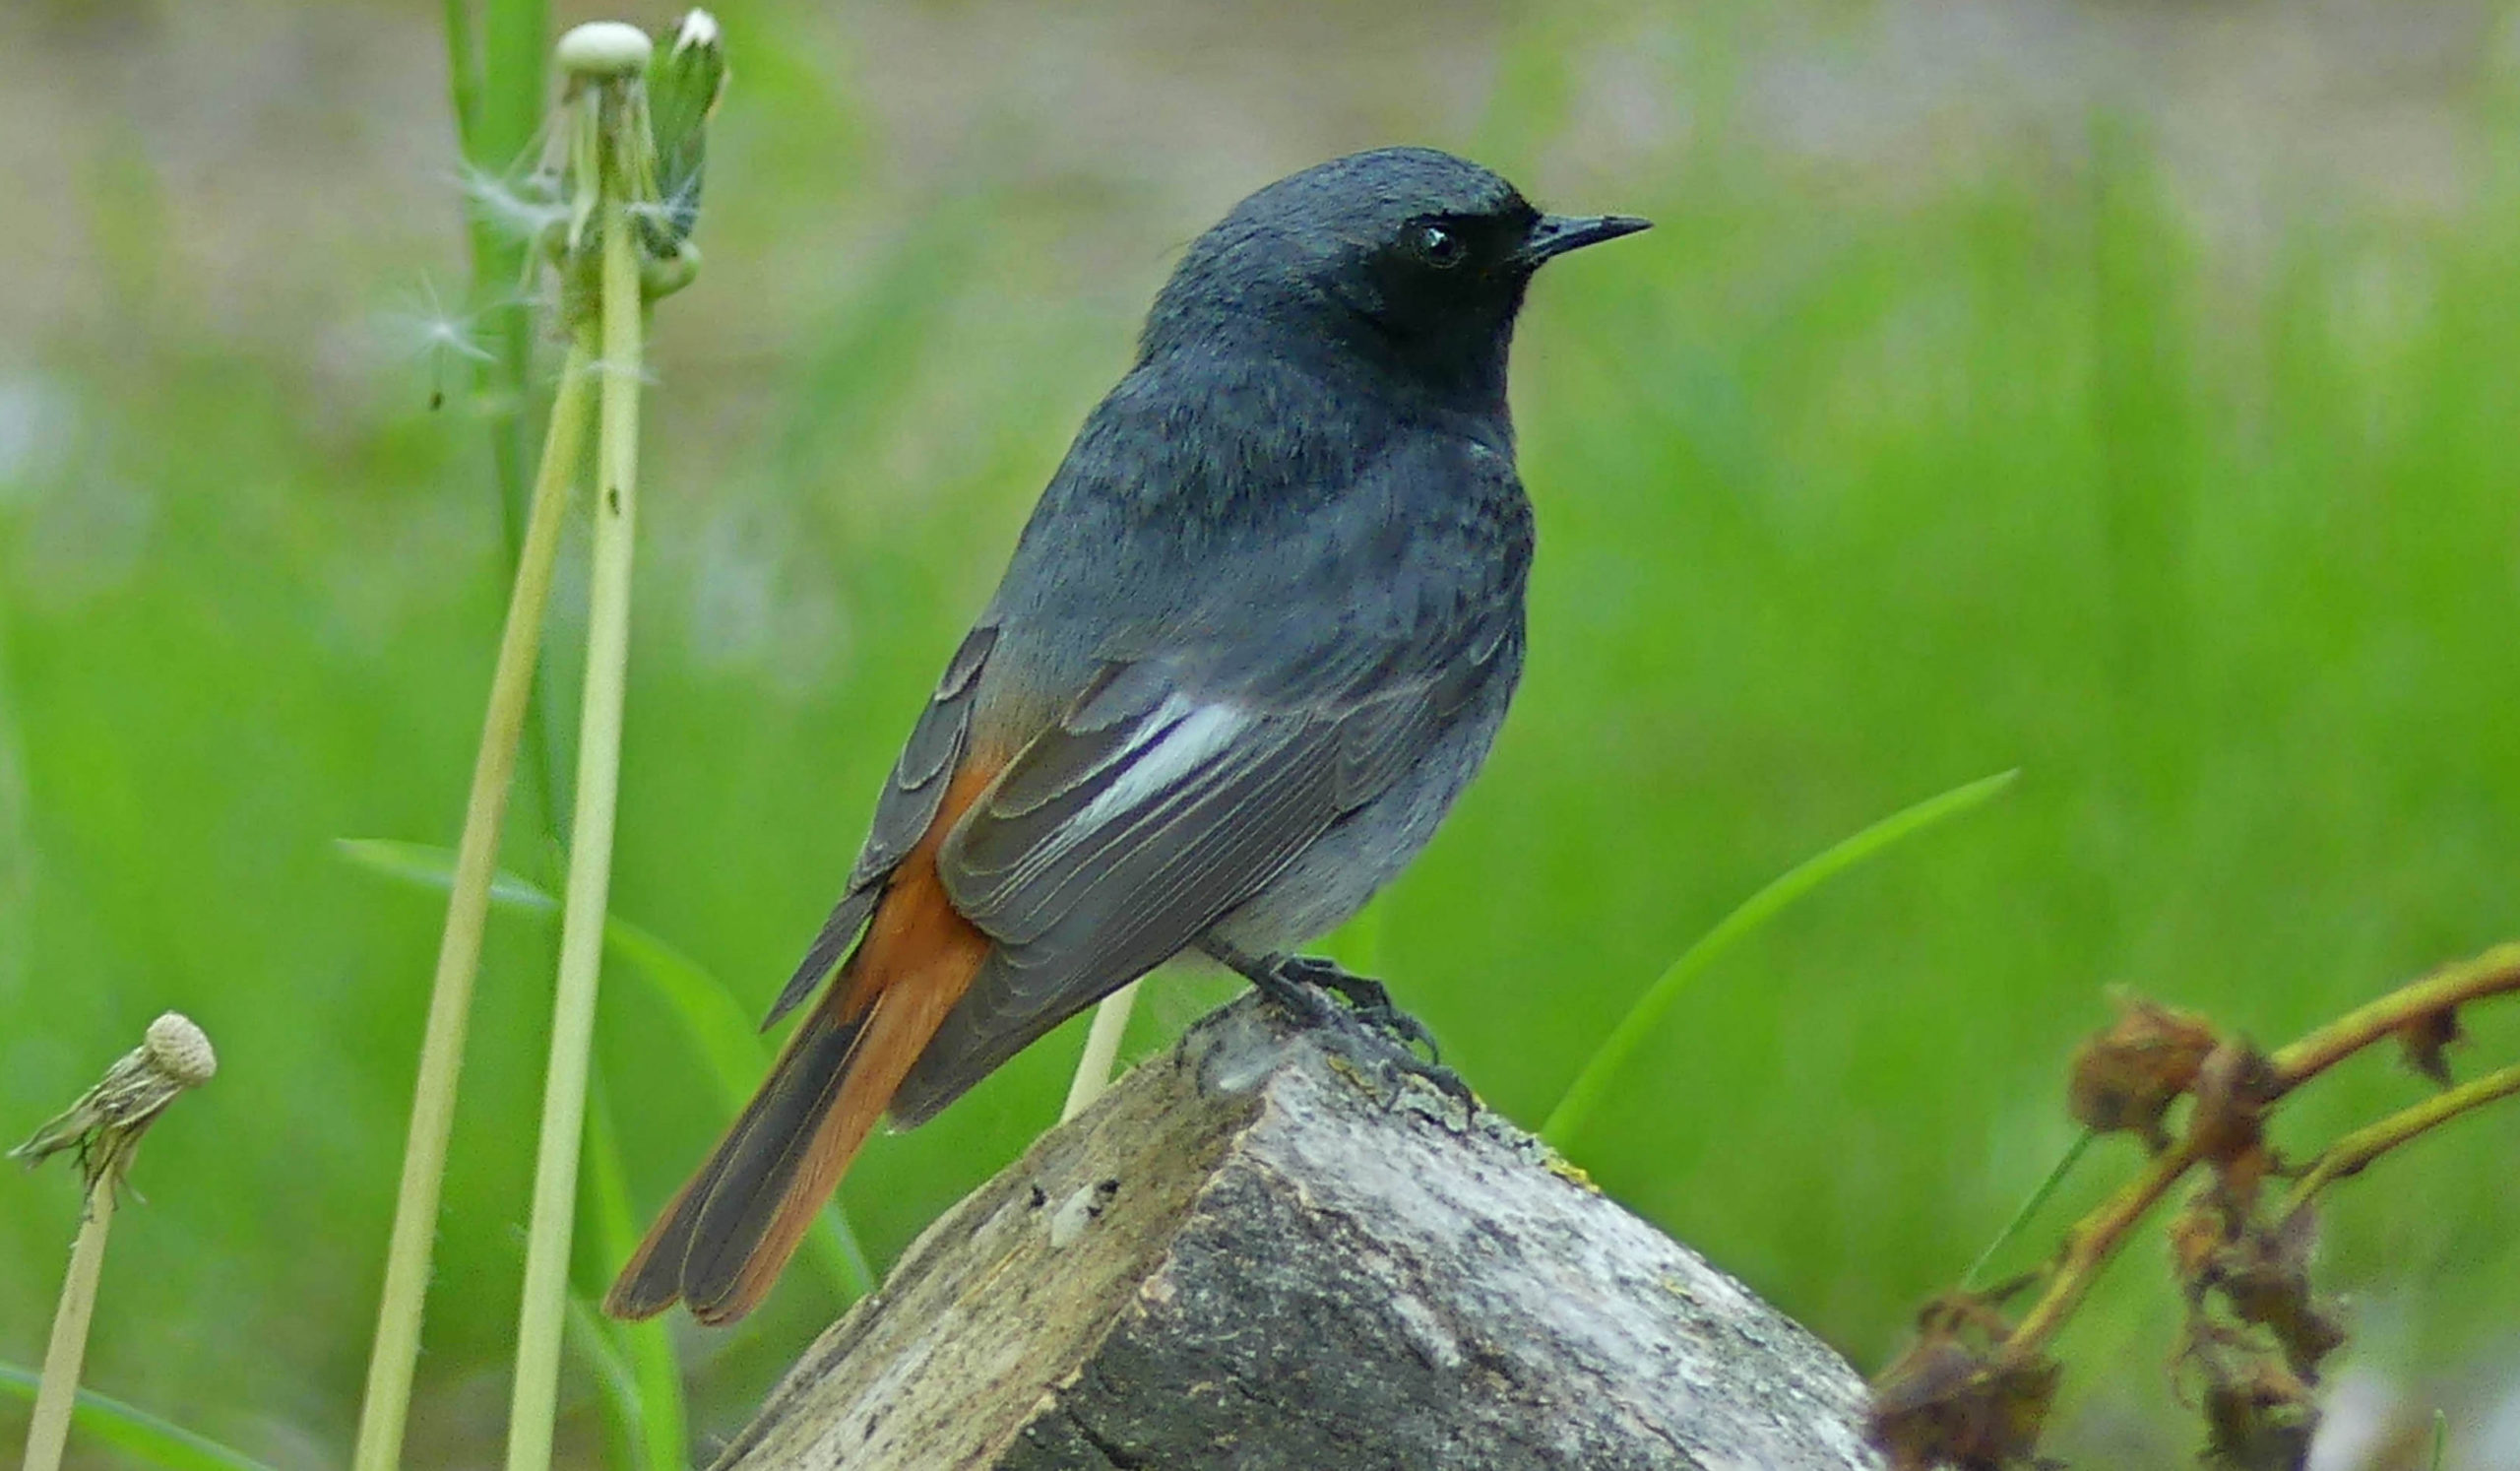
(605, 766, 995, 1325)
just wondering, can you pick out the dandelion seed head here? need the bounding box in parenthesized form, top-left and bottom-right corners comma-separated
(143, 1013, 217, 1088)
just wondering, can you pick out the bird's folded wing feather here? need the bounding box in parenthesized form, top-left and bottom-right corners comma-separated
(767, 432, 1529, 1115)
(759, 622, 998, 1027)
(887, 597, 1515, 1123)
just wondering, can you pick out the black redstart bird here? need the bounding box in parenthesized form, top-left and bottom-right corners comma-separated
(606, 146, 1647, 1324)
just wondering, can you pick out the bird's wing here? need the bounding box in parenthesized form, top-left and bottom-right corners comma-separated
(889, 583, 1521, 1124)
(759, 622, 998, 1028)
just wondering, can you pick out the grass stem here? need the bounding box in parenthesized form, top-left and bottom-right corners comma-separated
(586, 1072, 686, 1471)
(2267, 941, 2520, 1086)
(1062, 982, 1140, 1122)
(0, 1361, 278, 1471)
(504, 175, 645, 1471)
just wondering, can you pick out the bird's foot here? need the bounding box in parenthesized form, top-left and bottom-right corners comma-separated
(1273, 956, 1440, 1056)
(1238, 952, 1472, 1110)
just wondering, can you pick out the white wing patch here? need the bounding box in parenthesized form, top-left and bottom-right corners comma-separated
(1070, 695, 1252, 832)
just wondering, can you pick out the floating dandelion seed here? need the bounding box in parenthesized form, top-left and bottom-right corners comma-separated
(378, 278, 497, 412)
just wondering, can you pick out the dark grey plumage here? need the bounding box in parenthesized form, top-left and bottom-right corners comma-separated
(612, 146, 1643, 1324)
(877, 148, 1640, 1119)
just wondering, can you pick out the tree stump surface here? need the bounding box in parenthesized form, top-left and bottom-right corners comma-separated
(712, 994, 1886, 1471)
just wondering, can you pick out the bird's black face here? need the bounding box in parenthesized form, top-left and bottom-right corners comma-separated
(1355, 203, 1546, 347)
(1145, 148, 1649, 411)
(1343, 199, 1648, 400)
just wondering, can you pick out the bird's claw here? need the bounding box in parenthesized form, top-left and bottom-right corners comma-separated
(1254, 954, 1469, 1110)
(1276, 956, 1442, 1060)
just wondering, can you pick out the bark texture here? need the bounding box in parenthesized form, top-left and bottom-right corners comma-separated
(713, 994, 1885, 1471)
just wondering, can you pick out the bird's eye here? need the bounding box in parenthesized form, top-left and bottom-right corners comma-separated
(1410, 223, 1469, 269)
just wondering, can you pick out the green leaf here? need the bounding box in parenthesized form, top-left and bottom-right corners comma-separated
(336, 837, 555, 913)
(443, 0, 551, 582)
(1542, 769, 2021, 1148)
(337, 837, 877, 1302)
(585, 1070, 686, 1471)
(0, 1363, 278, 1471)
(560, 1294, 640, 1455)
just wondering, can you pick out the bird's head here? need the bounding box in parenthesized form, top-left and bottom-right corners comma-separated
(1143, 147, 1650, 411)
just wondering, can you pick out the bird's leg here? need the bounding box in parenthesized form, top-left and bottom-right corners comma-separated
(1202, 941, 1470, 1109)
(1226, 945, 1341, 1030)
(1272, 956, 1439, 1058)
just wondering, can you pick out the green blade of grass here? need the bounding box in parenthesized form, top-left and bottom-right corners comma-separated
(441, 0, 481, 150)
(1963, 1131, 2093, 1289)
(558, 1295, 639, 1457)
(584, 1071, 684, 1471)
(340, 839, 754, 1098)
(1541, 769, 2020, 1149)
(0, 1364, 278, 1471)
(454, 0, 548, 556)
(339, 837, 556, 914)
(338, 836, 877, 1302)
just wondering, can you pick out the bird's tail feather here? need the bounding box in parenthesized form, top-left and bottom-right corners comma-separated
(603, 988, 965, 1324)
(601, 992, 868, 1322)
(608, 770, 998, 1325)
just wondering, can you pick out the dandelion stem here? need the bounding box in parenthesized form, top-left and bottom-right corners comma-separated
(351, 335, 596, 1471)
(1062, 983, 1141, 1122)
(505, 160, 646, 1471)
(21, 1180, 116, 1471)
(14, 1014, 215, 1471)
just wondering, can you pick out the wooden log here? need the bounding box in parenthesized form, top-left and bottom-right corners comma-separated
(713, 994, 1885, 1470)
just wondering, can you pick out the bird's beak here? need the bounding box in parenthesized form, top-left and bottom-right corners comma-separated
(1515, 213, 1653, 268)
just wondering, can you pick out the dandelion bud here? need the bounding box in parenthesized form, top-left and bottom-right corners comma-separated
(646, 9, 727, 255)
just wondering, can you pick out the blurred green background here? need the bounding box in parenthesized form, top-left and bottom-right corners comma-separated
(5, 0, 2519, 1465)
